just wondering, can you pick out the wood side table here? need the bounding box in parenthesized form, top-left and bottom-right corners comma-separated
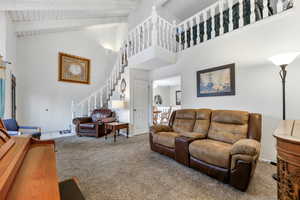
(105, 122, 129, 142)
(273, 120, 300, 200)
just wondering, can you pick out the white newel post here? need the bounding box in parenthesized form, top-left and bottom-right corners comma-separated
(88, 97, 91, 115)
(219, 1, 224, 35)
(203, 12, 208, 41)
(151, 6, 158, 47)
(277, 0, 284, 13)
(196, 15, 201, 44)
(239, 0, 244, 27)
(228, 0, 233, 31)
(250, 0, 256, 23)
(211, 8, 216, 39)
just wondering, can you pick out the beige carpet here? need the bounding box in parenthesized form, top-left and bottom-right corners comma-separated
(56, 134, 277, 200)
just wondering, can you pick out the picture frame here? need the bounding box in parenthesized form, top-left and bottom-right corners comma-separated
(176, 90, 182, 105)
(196, 64, 235, 97)
(58, 52, 90, 84)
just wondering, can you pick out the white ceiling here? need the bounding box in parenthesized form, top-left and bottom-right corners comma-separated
(153, 76, 181, 87)
(1, 0, 141, 37)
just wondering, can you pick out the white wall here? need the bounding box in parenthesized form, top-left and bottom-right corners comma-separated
(153, 86, 171, 106)
(17, 28, 123, 132)
(150, 8, 300, 162)
(0, 12, 17, 119)
(169, 85, 181, 106)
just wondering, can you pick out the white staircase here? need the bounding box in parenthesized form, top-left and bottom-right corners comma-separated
(72, 0, 293, 120)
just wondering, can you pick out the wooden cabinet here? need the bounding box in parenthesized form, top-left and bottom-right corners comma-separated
(274, 120, 300, 200)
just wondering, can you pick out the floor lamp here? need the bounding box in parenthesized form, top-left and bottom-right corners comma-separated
(269, 52, 300, 180)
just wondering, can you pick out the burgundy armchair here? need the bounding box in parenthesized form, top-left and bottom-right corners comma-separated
(73, 108, 116, 138)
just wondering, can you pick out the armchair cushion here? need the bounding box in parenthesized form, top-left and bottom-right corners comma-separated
(150, 125, 173, 134)
(231, 139, 260, 156)
(3, 119, 19, 131)
(152, 132, 180, 148)
(179, 132, 206, 139)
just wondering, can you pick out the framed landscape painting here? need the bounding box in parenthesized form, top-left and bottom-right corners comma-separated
(196, 64, 235, 97)
(59, 52, 90, 84)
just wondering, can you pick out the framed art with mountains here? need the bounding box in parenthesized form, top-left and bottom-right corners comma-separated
(59, 52, 90, 84)
(196, 64, 235, 97)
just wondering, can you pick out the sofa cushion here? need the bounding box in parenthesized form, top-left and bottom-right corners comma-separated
(152, 132, 180, 148)
(179, 132, 206, 139)
(193, 109, 211, 137)
(189, 139, 232, 169)
(208, 110, 249, 144)
(173, 110, 196, 133)
(80, 123, 96, 129)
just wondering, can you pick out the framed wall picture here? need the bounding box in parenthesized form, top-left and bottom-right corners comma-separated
(58, 52, 90, 84)
(176, 90, 182, 105)
(196, 64, 235, 97)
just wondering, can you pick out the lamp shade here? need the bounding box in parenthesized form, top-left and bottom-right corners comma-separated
(269, 52, 300, 66)
(111, 100, 125, 109)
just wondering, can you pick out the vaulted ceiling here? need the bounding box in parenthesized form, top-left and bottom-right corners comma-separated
(1, 0, 141, 37)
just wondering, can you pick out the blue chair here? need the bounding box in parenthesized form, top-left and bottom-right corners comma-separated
(3, 119, 41, 139)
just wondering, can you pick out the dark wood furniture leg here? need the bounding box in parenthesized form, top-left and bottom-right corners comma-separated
(127, 127, 129, 138)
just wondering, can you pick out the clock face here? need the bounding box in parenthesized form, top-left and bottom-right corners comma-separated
(69, 64, 82, 75)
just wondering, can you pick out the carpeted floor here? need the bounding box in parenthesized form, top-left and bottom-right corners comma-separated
(56, 134, 277, 200)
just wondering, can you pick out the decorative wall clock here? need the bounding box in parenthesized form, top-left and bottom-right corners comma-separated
(58, 52, 90, 84)
(120, 78, 127, 99)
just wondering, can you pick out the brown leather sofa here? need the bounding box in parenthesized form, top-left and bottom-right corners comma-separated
(73, 108, 116, 138)
(150, 109, 261, 191)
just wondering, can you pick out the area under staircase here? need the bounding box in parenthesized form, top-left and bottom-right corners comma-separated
(72, 0, 293, 119)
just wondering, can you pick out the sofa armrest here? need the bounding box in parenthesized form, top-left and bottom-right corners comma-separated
(73, 117, 92, 125)
(150, 125, 173, 134)
(231, 139, 260, 156)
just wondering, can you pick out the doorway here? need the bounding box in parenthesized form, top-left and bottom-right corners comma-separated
(132, 79, 149, 135)
(152, 76, 182, 125)
(11, 74, 16, 119)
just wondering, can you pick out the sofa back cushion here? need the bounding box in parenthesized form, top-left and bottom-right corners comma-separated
(208, 110, 249, 144)
(172, 109, 196, 133)
(91, 109, 113, 122)
(193, 109, 212, 136)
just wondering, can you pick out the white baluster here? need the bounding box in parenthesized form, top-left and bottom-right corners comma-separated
(250, 0, 256, 23)
(142, 22, 147, 50)
(136, 28, 139, 53)
(203, 12, 208, 41)
(196, 15, 201, 44)
(148, 19, 151, 47)
(228, 0, 233, 31)
(211, 8, 216, 39)
(172, 20, 176, 52)
(263, 0, 268, 18)
(277, 0, 283, 13)
(190, 19, 194, 46)
(179, 25, 182, 51)
(219, 1, 224, 35)
(239, 0, 244, 27)
(184, 23, 188, 49)
(151, 6, 158, 47)
(94, 95, 97, 109)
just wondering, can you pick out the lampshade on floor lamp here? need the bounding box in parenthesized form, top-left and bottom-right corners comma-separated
(268, 52, 300, 181)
